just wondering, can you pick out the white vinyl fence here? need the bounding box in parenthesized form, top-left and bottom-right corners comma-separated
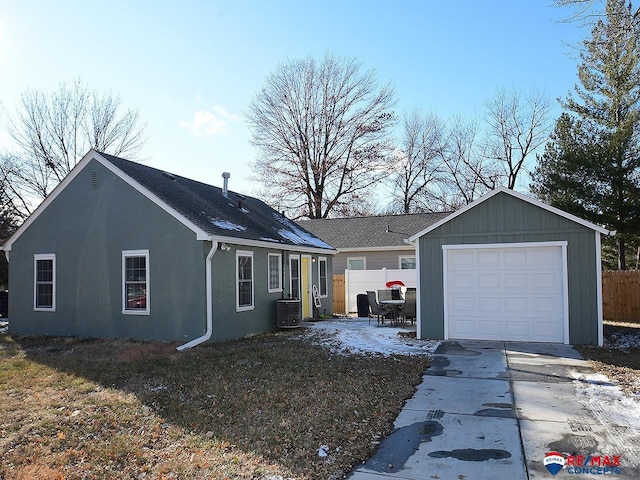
(345, 268, 417, 313)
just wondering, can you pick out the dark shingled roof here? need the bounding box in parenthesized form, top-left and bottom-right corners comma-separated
(99, 152, 334, 251)
(297, 212, 451, 250)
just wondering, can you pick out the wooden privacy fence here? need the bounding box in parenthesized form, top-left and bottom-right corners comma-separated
(333, 274, 345, 314)
(602, 270, 640, 323)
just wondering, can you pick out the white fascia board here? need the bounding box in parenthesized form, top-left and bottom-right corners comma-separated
(211, 234, 337, 255)
(595, 231, 604, 347)
(408, 187, 610, 242)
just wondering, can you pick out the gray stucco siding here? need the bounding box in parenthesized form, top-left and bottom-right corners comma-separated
(9, 159, 207, 342)
(418, 192, 600, 345)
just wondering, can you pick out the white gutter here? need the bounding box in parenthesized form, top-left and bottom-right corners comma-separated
(177, 240, 218, 351)
(209, 234, 336, 255)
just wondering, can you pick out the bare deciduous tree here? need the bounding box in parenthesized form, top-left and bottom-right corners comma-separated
(387, 88, 549, 213)
(554, 0, 640, 27)
(8, 79, 146, 210)
(390, 110, 444, 213)
(0, 153, 37, 220)
(0, 156, 22, 235)
(436, 116, 498, 210)
(387, 114, 501, 213)
(246, 54, 395, 219)
(483, 88, 552, 189)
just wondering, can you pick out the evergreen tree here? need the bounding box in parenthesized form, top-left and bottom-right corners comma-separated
(533, 0, 640, 269)
(533, 114, 602, 217)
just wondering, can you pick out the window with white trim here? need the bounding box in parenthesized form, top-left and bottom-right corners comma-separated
(347, 257, 366, 270)
(289, 255, 300, 299)
(268, 253, 282, 293)
(318, 257, 328, 297)
(237, 251, 254, 311)
(122, 250, 150, 314)
(399, 255, 417, 269)
(34, 254, 55, 311)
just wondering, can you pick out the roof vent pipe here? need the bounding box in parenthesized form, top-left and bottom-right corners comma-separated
(222, 172, 230, 198)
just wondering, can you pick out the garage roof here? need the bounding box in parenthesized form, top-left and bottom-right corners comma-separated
(408, 187, 610, 242)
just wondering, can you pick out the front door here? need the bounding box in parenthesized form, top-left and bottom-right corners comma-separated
(301, 256, 312, 318)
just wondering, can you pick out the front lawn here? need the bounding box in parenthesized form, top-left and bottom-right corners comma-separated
(0, 330, 430, 479)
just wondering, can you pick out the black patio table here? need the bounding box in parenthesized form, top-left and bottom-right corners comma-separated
(379, 299, 405, 324)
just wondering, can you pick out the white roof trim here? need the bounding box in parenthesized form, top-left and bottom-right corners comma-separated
(211, 234, 336, 255)
(408, 187, 609, 242)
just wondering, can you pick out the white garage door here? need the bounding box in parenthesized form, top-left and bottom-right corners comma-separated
(444, 243, 567, 343)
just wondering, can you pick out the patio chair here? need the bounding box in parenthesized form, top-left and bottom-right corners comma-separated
(377, 289, 392, 302)
(401, 288, 417, 325)
(367, 291, 392, 326)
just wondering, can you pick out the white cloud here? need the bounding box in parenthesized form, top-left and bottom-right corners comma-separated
(179, 105, 239, 137)
(213, 104, 239, 120)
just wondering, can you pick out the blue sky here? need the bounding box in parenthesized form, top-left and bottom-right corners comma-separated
(0, 1, 587, 198)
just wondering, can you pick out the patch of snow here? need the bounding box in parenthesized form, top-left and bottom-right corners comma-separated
(260, 237, 282, 243)
(272, 213, 333, 249)
(276, 227, 333, 249)
(571, 370, 640, 469)
(272, 212, 297, 227)
(209, 218, 246, 232)
(303, 317, 439, 357)
(317, 445, 330, 458)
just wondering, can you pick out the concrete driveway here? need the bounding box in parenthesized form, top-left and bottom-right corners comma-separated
(348, 340, 640, 480)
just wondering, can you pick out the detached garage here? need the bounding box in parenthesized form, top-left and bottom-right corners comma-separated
(409, 188, 609, 346)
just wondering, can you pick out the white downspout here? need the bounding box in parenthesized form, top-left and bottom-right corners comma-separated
(177, 240, 218, 351)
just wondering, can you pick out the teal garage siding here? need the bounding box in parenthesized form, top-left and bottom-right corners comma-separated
(415, 190, 603, 345)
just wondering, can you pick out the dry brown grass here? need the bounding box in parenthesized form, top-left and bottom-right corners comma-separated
(0, 329, 430, 480)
